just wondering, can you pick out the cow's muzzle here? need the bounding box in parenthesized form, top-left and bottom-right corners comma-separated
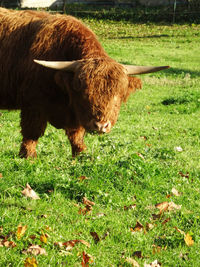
(88, 120, 111, 133)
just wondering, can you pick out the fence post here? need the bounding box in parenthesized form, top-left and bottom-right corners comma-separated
(173, 0, 177, 23)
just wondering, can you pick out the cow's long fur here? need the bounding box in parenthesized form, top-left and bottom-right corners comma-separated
(0, 8, 142, 157)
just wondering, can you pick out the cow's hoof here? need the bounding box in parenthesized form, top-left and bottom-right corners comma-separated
(19, 149, 37, 158)
(72, 144, 87, 157)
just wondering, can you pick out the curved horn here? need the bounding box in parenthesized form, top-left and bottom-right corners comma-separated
(124, 65, 170, 75)
(34, 59, 81, 72)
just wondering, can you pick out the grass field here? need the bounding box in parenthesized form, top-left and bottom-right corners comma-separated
(0, 18, 200, 266)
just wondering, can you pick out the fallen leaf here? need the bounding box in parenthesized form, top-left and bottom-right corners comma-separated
(0, 240, 16, 248)
(152, 244, 161, 254)
(79, 205, 93, 215)
(90, 232, 100, 243)
(155, 202, 169, 213)
(124, 204, 136, 211)
(79, 239, 90, 248)
(56, 239, 90, 251)
(133, 251, 143, 259)
(23, 245, 47, 255)
(136, 153, 145, 160)
(24, 257, 38, 267)
(101, 231, 109, 240)
(162, 218, 171, 225)
(184, 233, 194, 247)
(179, 171, 189, 179)
(168, 202, 181, 211)
(171, 188, 182, 196)
(131, 221, 144, 234)
(174, 226, 185, 235)
(125, 257, 140, 267)
(78, 176, 89, 182)
(174, 227, 194, 246)
(81, 251, 90, 267)
(29, 235, 36, 240)
(40, 214, 48, 218)
(16, 224, 27, 240)
(156, 201, 181, 213)
(83, 197, 95, 206)
(0, 173, 2, 178)
(144, 259, 161, 267)
(151, 213, 162, 220)
(146, 222, 154, 230)
(22, 184, 40, 200)
(179, 252, 189, 261)
(40, 233, 48, 244)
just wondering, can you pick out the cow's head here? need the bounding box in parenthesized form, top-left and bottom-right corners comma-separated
(34, 58, 169, 133)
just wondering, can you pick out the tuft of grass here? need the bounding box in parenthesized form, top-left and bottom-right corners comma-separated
(0, 20, 200, 266)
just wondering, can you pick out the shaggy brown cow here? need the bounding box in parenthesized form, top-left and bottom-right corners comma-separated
(0, 8, 169, 158)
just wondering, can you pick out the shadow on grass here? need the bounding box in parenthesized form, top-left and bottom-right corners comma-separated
(109, 34, 170, 40)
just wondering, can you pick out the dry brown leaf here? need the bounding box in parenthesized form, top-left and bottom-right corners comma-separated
(168, 202, 181, 211)
(174, 227, 194, 246)
(16, 224, 27, 240)
(171, 188, 182, 197)
(101, 231, 109, 240)
(40, 214, 48, 218)
(133, 251, 143, 259)
(184, 233, 194, 247)
(0, 173, 2, 178)
(146, 222, 154, 230)
(155, 202, 169, 213)
(81, 251, 90, 267)
(24, 257, 38, 267)
(156, 201, 181, 213)
(174, 226, 185, 235)
(23, 245, 47, 255)
(162, 218, 171, 225)
(40, 233, 48, 244)
(56, 239, 90, 251)
(0, 239, 16, 248)
(78, 176, 89, 182)
(125, 257, 140, 267)
(144, 260, 161, 267)
(124, 204, 136, 211)
(152, 244, 161, 254)
(29, 235, 36, 240)
(83, 197, 95, 206)
(136, 153, 145, 160)
(22, 184, 40, 200)
(130, 221, 144, 234)
(79, 205, 93, 215)
(179, 171, 189, 179)
(90, 232, 100, 243)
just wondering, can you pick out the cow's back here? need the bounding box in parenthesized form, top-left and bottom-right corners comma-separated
(0, 8, 106, 109)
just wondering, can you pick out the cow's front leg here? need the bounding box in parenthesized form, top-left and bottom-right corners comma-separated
(19, 109, 47, 158)
(66, 126, 86, 157)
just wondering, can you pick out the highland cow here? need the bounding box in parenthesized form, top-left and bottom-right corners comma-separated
(0, 8, 169, 158)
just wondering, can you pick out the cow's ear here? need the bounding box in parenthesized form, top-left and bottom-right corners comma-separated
(122, 76, 142, 103)
(54, 71, 73, 93)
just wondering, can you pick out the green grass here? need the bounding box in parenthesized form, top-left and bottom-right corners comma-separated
(0, 20, 200, 266)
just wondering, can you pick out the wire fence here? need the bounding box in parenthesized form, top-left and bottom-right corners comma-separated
(0, 1, 200, 23)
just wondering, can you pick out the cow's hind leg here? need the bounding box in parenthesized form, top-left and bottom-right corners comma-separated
(66, 126, 86, 157)
(19, 109, 47, 158)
